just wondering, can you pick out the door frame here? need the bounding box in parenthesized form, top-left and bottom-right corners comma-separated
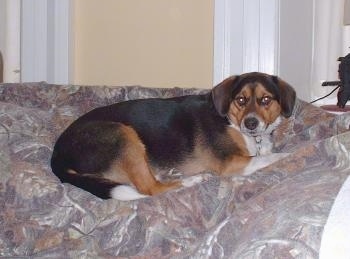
(2, 0, 21, 83)
(213, 0, 280, 85)
(21, 0, 73, 84)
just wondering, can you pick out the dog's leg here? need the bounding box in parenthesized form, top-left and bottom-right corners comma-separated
(217, 153, 289, 176)
(242, 153, 289, 175)
(110, 125, 181, 200)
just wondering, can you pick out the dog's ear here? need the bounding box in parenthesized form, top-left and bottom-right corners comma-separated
(212, 76, 239, 116)
(272, 76, 296, 118)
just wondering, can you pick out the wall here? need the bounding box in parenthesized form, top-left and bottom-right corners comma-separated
(73, 0, 214, 88)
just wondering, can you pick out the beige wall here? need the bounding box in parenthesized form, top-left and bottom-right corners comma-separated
(73, 0, 214, 88)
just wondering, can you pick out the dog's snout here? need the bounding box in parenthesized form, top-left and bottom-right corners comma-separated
(244, 117, 259, 130)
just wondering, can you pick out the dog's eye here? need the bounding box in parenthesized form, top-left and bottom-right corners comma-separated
(236, 96, 248, 106)
(260, 96, 272, 106)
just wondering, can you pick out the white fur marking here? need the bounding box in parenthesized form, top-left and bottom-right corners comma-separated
(243, 134, 258, 156)
(182, 175, 205, 187)
(228, 115, 282, 156)
(110, 185, 148, 201)
(110, 175, 205, 201)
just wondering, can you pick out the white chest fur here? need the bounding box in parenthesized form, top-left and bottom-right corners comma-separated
(243, 134, 274, 156)
(227, 121, 276, 156)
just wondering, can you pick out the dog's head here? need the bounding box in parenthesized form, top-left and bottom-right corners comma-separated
(212, 72, 296, 136)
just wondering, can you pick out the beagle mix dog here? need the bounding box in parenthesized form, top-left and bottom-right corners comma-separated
(51, 72, 296, 200)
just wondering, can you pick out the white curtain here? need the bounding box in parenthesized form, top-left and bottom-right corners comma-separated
(311, 0, 350, 103)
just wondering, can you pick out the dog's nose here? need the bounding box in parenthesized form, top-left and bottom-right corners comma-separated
(244, 117, 259, 130)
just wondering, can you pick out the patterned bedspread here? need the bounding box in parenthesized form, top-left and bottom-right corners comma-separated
(1, 82, 350, 258)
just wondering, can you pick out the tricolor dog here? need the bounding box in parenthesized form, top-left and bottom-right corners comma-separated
(51, 72, 296, 200)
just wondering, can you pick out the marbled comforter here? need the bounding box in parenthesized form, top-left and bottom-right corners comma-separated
(1, 82, 350, 258)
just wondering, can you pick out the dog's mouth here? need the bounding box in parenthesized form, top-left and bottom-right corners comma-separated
(227, 115, 280, 137)
(240, 116, 282, 137)
(241, 128, 264, 137)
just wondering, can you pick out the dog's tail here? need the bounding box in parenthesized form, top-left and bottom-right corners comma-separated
(54, 170, 148, 200)
(59, 171, 119, 199)
(51, 153, 147, 200)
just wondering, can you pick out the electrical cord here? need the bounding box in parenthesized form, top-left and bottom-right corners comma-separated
(310, 86, 340, 104)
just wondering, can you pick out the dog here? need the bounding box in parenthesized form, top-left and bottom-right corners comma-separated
(51, 72, 296, 200)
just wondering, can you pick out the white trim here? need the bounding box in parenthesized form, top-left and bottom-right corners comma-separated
(21, 0, 48, 82)
(52, 0, 73, 84)
(3, 0, 21, 83)
(243, 0, 260, 72)
(276, 0, 281, 76)
(213, 0, 279, 85)
(213, 0, 228, 85)
(214, 0, 244, 85)
(259, 0, 279, 74)
(21, 0, 72, 84)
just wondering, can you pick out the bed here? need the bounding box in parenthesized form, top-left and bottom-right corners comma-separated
(1, 82, 350, 258)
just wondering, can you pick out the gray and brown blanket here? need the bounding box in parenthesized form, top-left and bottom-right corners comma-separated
(1, 82, 350, 258)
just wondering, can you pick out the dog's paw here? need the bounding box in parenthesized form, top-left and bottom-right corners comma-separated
(181, 175, 206, 187)
(110, 185, 149, 201)
(167, 168, 183, 177)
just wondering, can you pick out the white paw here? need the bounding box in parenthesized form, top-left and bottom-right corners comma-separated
(181, 175, 205, 187)
(110, 185, 149, 201)
(167, 168, 183, 177)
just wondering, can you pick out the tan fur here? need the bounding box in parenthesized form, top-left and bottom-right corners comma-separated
(227, 86, 253, 126)
(254, 84, 282, 123)
(103, 124, 181, 195)
(227, 83, 282, 128)
(226, 127, 250, 156)
(178, 124, 251, 176)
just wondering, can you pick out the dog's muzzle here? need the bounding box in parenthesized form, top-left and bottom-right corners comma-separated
(244, 117, 259, 131)
(241, 114, 266, 136)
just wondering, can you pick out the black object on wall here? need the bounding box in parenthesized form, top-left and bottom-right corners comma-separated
(322, 53, 350, 108)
